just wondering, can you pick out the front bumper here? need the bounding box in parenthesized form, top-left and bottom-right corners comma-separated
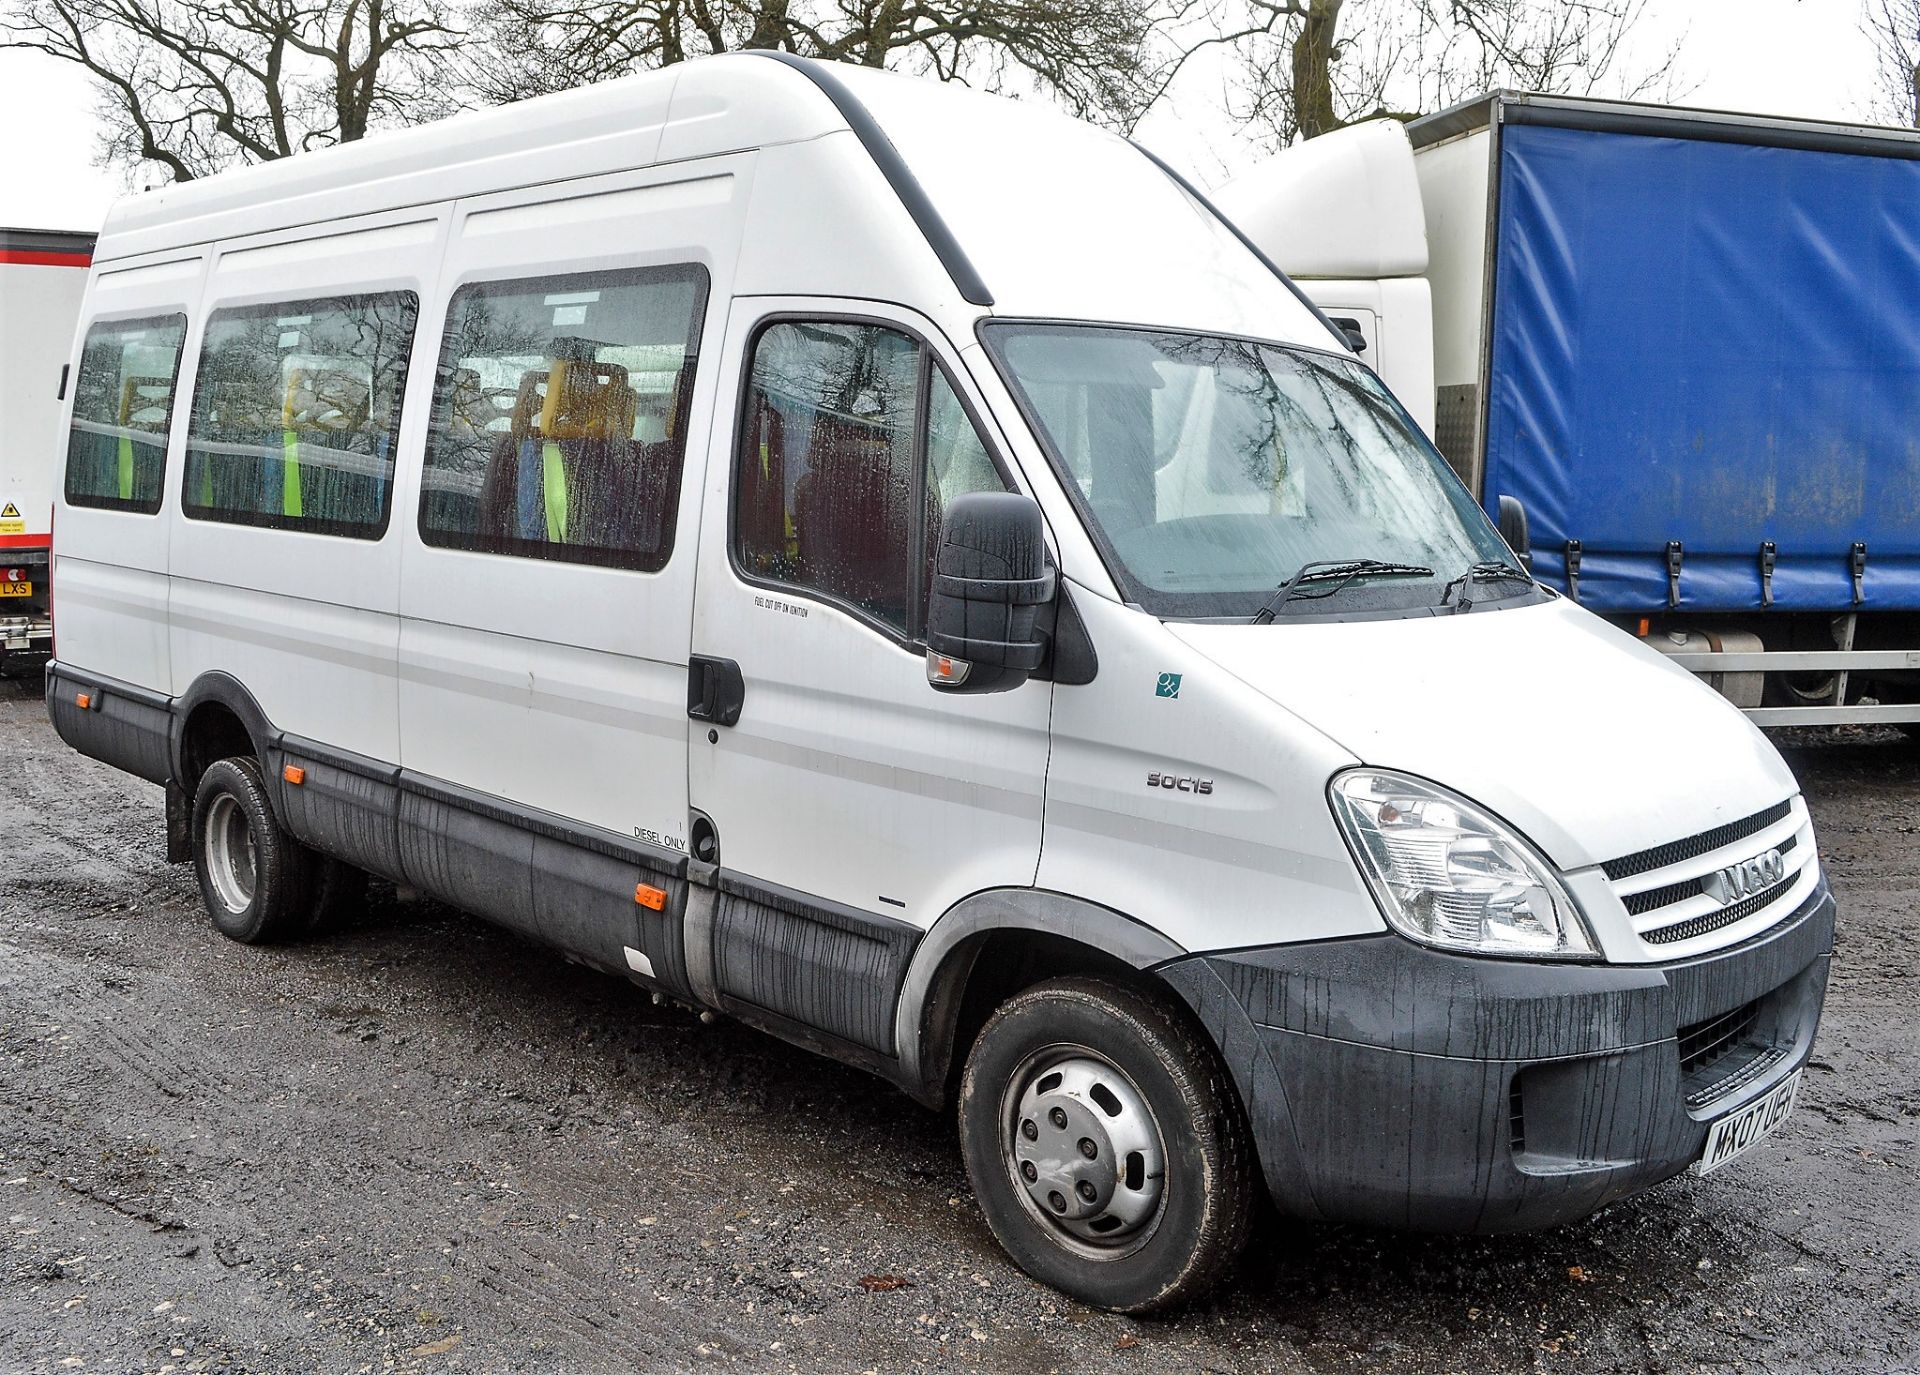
(1160, 876, 1834, 1233)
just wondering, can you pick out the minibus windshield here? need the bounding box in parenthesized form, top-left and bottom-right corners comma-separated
(984, 323, 1520, 620)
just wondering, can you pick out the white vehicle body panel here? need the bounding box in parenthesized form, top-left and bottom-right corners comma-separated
(56, 250, 203, 685)
(1034, 586, 1382, 954)
(396, 158, 752, 848)
(2, 251, 90, 544)
(687, 296, 1054, 927)
(166, 209, 443, 764)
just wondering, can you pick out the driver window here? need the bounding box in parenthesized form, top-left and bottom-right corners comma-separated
(734, 320, 1009, 640)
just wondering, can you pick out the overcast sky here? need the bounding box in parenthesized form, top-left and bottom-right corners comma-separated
(0, 0, 1888, 233)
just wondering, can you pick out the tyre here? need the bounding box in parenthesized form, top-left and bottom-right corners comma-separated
(957, 976, 1257, 1313)
(190, 756, 318, 944)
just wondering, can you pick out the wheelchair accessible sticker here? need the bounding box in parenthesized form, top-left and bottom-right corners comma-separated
(1155, 672, 1182, 700)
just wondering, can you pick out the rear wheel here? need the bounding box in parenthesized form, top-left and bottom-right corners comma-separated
(191, 757, 318, 944)
(957, 976, 1256, 1313)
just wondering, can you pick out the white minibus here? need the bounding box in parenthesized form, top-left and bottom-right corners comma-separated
(46, 54, 1832, 1312)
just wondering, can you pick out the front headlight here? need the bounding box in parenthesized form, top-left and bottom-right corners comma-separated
(1329, 770, 1598, 959)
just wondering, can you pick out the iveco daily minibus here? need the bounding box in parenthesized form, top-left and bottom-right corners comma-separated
(45, 54, 1832, 1312)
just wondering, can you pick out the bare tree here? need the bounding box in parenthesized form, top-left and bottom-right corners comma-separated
(465, 0, 1182, 130)
(1865, 0, 1920, 127)
(1231, 0, 1685, 147)
(1, 0, 465, 183)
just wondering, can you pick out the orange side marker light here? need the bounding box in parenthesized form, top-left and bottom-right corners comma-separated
(1637, 617, 1650, 637)
(75, 692, 91, 710)
(635, 883, 668, 911)
(283, 764, 306, 786)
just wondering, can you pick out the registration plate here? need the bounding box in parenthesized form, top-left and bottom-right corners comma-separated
(1694, 1069, 1802, 1175)
(0, 580, 30, 597)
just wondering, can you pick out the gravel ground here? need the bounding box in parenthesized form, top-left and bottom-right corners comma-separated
(1, 667, 1916, 1375)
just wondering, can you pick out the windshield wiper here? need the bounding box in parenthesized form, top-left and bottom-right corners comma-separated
(1251, 559, 1437, 624)
(1440, 560, 1533, 612)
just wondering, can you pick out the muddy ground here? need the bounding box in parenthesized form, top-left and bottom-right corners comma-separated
(1, 668, 1915, 1375)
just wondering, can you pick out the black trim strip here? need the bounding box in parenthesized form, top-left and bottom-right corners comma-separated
(47, 662, 173, 714)
(1603, 800, 1795, 882)
(742, 51, 994, 307)
(717, 869, 924, 945)
(1623, 834, 1799, 916)
(275, 730, 400, 784)
(397, 767, 689, 878)
(709, 868, 922, 1056)
(1126, 141, 1353, 354)
(1643, 873, 1804, 947)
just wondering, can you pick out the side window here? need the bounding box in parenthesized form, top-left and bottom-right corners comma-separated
(64, 314, 188, 514)
(183, 292, 418, 539)
(418, 264, 709, 572)
(735, 321, 1009, 640)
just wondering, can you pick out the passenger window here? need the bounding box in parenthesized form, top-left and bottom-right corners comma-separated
(418, 264, 709, 572)
(183, 292, 418, 539)
(63, 314, 188, 514)
(735, 321, 1010, 639)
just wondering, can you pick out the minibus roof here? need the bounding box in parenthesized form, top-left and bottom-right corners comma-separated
(96, 56, 1331, 348)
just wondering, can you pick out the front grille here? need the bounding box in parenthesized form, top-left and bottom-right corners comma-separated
(1642, 872, 1800, 945)
(1679, 1000, 1759, 1076)
(1603, 800, 1793, 881)
(1623, 833, 1799, 917)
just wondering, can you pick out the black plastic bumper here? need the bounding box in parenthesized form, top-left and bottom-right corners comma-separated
(1160, 877, 1835, 1233)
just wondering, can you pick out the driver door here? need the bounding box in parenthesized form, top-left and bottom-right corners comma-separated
(684, 299, 1053, 1054)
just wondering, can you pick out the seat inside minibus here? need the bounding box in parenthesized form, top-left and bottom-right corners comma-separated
(476, 345, 683, 558)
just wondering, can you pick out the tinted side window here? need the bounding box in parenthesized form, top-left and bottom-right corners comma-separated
(183, 292, 418, 539)
(735, 321, 1009, 639)
(64, 314, 188, 514)
(418, 265, 709, 573)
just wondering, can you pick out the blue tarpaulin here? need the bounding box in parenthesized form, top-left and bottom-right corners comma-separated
(1483, 121, 1920, 612)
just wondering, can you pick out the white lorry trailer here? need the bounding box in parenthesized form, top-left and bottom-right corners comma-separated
(1, 227, 95, 668)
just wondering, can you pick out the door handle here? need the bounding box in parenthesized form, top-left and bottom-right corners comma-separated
(687, 655, 745, 727)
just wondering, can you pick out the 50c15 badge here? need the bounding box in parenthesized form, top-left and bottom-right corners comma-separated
(1147, 772, 1213, 795)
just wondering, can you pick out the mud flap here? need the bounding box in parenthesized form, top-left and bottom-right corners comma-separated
(165, 779, 192, 863)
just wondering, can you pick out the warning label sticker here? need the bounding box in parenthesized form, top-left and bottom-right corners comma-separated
(0, 502, 23, 536)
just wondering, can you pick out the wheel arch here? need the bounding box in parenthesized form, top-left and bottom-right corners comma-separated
(172, 672, 276, 792)
(895, 889, 1188, 1109)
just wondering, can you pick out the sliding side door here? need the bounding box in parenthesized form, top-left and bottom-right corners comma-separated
(395, 159, 752, 988)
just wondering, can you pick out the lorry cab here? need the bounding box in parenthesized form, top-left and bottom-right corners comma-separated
(46, 56, 1832, 1313)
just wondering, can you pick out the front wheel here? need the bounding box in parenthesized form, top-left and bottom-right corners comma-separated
(957, 976, 1257, 1313)
(191, 757, 318, 944)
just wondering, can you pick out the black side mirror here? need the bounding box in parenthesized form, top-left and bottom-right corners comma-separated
(1328, 316, 1368, 354)
(1497, 494, 1533, 572)
(926, 492, 1055, 694)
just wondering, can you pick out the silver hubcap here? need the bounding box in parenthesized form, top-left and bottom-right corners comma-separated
(204, 793, 257, 914)
(1003, 1049, 1166, 1252)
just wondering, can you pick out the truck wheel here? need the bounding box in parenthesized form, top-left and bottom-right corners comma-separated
(191, 757, 317, 944)
(957, 976, 1256, 1313)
